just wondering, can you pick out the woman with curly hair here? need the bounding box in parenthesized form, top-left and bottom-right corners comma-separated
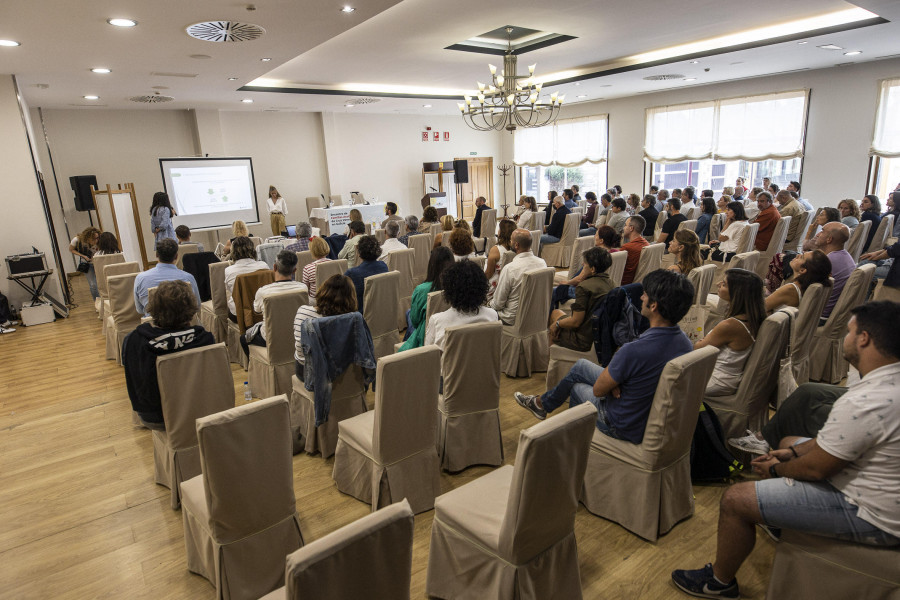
(424, 259, 497, 350)
(399, 247, 455, 352)
(485, 219, 516, 299)
(837, 198, 861, 231)
(292, 274, 357, 380)
(419, 205, 439, 233)
(432, 214, 456, 248)
(95, 231, 121, 255)
(449, 226, 475, 261)
(69, 226, 101, 300)
(626, 193, 641, 215)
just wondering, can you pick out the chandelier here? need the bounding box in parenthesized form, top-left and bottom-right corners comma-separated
(459, 27, 564, 132)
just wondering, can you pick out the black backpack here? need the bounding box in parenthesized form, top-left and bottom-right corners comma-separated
(690, 403, 744, 482)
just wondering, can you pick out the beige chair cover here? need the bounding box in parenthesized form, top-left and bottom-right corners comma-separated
(687, 206, 701, 220)
(687, 263, 717, 305)
(653, 210, 668, 240)
(332, 346, 442, 514)
(200, 261, 230, 344)
(678, 219, 697, 232)
(736, 222, 759, 254)
(152, 343, 233, 509)
(261, 500, 415, 600)
(248, 288, 309, 398)
(845, 220, 871, 263)
(540, 213, 581, 267)
(529, 229, 541, 257)
(608, 250, 628, 287)
(500, 267, 555, 377)
(530, 211, 545, 232)
(703, 251, 761, 331)
(556, 235, 594, 284)
(105, 272, 142, 364)
(329, 194, 342, 206)
(373, 228, 386, 245)
(754, 216, 791, 278)
(94, 253, 126, 322)
(865, 214, 894, 253)
(633, 242, 665, 284)
(581, 347, 719, 541)
(709, 246, 761, 290)
(809, 264, 876, 383)
(290, 365, 367, 458)
(384, 248, 415, 329)
(407, 233, 432, 285)
(100, 260, 137, 333)
(766, 530, 900, 600)
(314, 258, 347, 301)
(295, 250, 313, 275)
(309, 216, 329, 236)
(305, 196, 324, 216)
(430, 222, 442, 237)
(248, 236, 263, 249)
(789, 281, 830, 385)
(425, 290, 451, 328)
(426, 403, 597, 600)
(873, 279, 900, 302)
(176, 243, 200, 269)
(363, 271, 401, 359)
(704, 311, 791, 442)
(180, 396, 303, 600)
(790, 210, 815, 252)
(438, 322, 503, 472)
(545, 343, 596, 389)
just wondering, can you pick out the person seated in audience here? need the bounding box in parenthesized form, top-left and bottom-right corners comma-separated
(344, 234, 388, 313)
(571, 184, 582, 203)
(696, 269, 765, 397)
(221, 220, 249, 257)
(284, 221, 312, 253)
(768, 182, 780, 197)
(223, 236, 269, 318)
(656, 188, 669, 212)
(860, 194, 883, 251)
(400, 247, 455, 352)
(580, 192, 599, 231)
(341, 209, 364, 236)
(639, 194, 659, 238)
(240, 251, 307, 355)
(752, 191, 779, 252)
(680, 187, 697, 216)
(424, 259, 498, 350)
(512, 195, 528, 222)
(338, 220, 366, 264)
(722, 187, 735, 201)
(695, 197, 717, 245)
(613, 184, 624, 198)
(292, 274, 357, 381)
(626, 193, 640, 216)
(471, 196, 488, 237)
(580, 193, 613, 238)
(656, 198, 686, 250)
(649, 185, 659, 195)
(707, 202, 749, 263)
(398, 215, 418, 246)
(419, 205, 439, 233)
(787, 180, 812, 210)
(620, 215, 649, 285)
(803, 207, 840, 250)
(666, 229, 702, 276)
(491, 228, 547, 325)
(811, 222, 853, 320)
(379, 220, 406, 258)
(860, 235, 900, 292)
(449, 226, 476, 261)
(734, 177, 746, 199)
(716, 194, 731, 214)
(547, 247, 613, 352)
(95, 231, 121, 256)
(485, 219, 516, 299)
(515, 269, 695, 440)
(432, 214, 456, 249)
(776, 190, 805, 249)
(884, 191, 900, 237)
(606, 197, 629, 236)
(765, 249, 832, 312)
(671, 188, 683, 202)
(554, 226, 621, 309)
(515, 195, 538, 230)
(672, 302, 900, 599)
(134, 238, 201, 316)
(174, 225, 204, 253)
(541, 194, 571, 246)
(562, 188, 576, 209)
(837, 198, 860, 231)
(746, 186, 763, 209)
(541, 190, 558, 224)
(123, 280, 215, 430)
(300, 237, 331, 301)
(380, 201, 403, 229)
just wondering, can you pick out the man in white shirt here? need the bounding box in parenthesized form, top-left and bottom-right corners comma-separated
(491, 228, 547, 325)
(379, 220, 406, 258)
(338, 221, 366, 265)
(672, 301, 900, 599)
(241, 250, 307, 355)
(223, 236, 270, 316)
(605, 197, 629, 236)
(679, 187, 697, 217)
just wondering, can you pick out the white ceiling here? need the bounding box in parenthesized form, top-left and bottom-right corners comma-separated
(3, 0, 900, 116)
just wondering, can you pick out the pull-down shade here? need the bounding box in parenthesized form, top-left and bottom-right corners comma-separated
(644, 90, 809, 163)
(870, 78, 900, 158)
(514, 114, 608, 167)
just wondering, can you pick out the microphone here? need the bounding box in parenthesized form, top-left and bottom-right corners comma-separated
(429, 186, 437, 192)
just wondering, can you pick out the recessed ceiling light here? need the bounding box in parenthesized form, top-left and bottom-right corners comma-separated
(341, 6, 356, 13)
(0, 39, 21, 47)
(241, 99, 253, 103)
(91, 67, 111, 74)
(844, 50, 862, 56)
(575, 82, 581, 86)
(798, 41, 808, 45)
(576, 94, 587, 98)
(818, 44, 844, 50)
(689, 60, 699, 64)
(228, 77, 238, 81)
(83, 95, 99, 100)
(107, 18, 137, 27)
(260, 57, 272, 62)
(422, 104, 432, 108)
(345, 103, 355, 107)
(684, 78, 697, 81)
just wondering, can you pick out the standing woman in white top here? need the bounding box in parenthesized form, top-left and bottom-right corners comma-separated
(267, 185, 288, 236)
(708, 201, 749, 262)
(695, 269, 766, 396)
(515, 196, 538, 229)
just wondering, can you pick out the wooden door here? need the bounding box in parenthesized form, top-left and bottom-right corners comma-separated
(457, 157, 493, 221)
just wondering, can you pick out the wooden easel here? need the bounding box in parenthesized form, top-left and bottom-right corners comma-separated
(90, 183, 150, 269)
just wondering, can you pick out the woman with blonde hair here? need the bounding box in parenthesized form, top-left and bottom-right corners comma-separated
(342, 208, 364, 236)
(626, 193, 640, 215)
(222, 220, 250, 257)
(837, 198, 861, 230)
(266, 185, 288, 236)
(300, 237, 332, 300)
(515, 196, 538, 229)
(69, 226, 101, 300)
(433, 214, 456, 248)
(667, 229, 702, 275)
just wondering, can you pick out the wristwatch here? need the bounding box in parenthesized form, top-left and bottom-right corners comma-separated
(769, 464, 780, 478)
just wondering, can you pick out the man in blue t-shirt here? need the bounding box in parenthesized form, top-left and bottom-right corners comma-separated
(515, 269, 694, 442)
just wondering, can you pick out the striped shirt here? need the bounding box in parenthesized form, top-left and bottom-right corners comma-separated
(293, 305, 321, 363)
(301, 258, 331, 299)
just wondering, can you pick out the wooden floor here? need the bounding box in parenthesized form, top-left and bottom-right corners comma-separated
(0, 276, 776, 599)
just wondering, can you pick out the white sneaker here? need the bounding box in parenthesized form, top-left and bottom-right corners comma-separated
(0, 326, 16, 334)
(728, 430, 770, 455)
(0, 320, 17, 327)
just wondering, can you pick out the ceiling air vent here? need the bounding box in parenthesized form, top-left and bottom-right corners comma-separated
(186, 21, 266, 42)
(130, 94, 175, 103)
(643, 74, 686, 81)
(346, 97, 380, 105)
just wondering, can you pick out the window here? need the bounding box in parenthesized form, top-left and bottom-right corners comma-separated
(649, 158, 802, 196)
(521, 164, 608, 201)
(868, 157, 900, 200)
(867, 78, 900, 198)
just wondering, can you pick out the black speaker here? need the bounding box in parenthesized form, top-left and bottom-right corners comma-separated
(453, 159, 469, 184)
(70, 175, 98, 211)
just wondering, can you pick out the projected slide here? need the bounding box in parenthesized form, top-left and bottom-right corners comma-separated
(169, 166, 253, 215)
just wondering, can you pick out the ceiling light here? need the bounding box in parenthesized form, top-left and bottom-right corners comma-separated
(798, 41, 808, 45)
(0, 39, 21, 47)
(844, 50, 862, 56)
(344, 103, 355, 107)
(228, 77, 238, 81)
(91, 68, 111, 74)
(684, 78, 697, 81)
(107, 18, 137, 27)
(576, 94, 587, 98)
(818, 44, 844, 50)
(83, 95, 99, 100)
(689, 60, 699, 64)
(422, 104, 432, 108)
(241, 99, 253, 103)
(341, 6, 356, 13)
(260, 57, 272, 62)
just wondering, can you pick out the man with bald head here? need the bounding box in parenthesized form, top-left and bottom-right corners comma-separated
(813, 221, 854, 320)
(491, 228, 547, 325)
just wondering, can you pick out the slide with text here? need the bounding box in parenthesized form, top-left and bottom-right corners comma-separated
(170, 165, 254, 215)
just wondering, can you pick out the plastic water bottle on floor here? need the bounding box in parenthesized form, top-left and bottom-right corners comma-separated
(244, 381, 252, 403)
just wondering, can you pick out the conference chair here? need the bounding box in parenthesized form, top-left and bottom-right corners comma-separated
(175, 243, 200, 269)
(809, 264, 876, 384)
(99, 259, 136, 334)
(93, 252, 125, 321)
(754, 216, 791, 279)
(873, 278, 900, 302)
(313, 259, 347, 305)
(555, 235, 594, 285)
(248, 288, 309, 398)
(199, 261, 230, 344)
(633, 242, 665, 284)
(530, 211, 545, 233)
(845, 220, 871, 263)
(256, 242, 282, 268)
(183, 252, 220, 303)
(438, 322, 503, 472)
(373, 228, 386, 245)
(425, 403, 597, 600)
(257, 500, 415, 600)
(309, 216, 329, 236)
(295, 250, 313, 275)
(424, 289, 450, 329)
(332, 346, 442, 514)
(653, 211, 668, 240)
(104, 272, 142, 365)
(473, 208, 497, 253)
(470, 254, 487, 270)
(608, 250, 627, 287)
(180, 396, 304, 600)
(703, 250, 761, 331)
(529, 229, 541, 257)
(581, 347, 719, 541)
(704, 310, 792, 443)
(766, 530, 900, 600)
(737, 222, 760, 254)
(407, 233, 431, 285)
(864, 214, 894, 253)
(152, 343, 233, 510)
(790, 210, 815, 253)
(363, 271, 401, 359)
(306, 196, 324, 216)
(430, 222, 442, 238)
(329, 194, 342, 206)
(786, 281, 831, 387)
(291, 362, 368, 458)
(500, 267, 554, 377)
(227, 269, 275, 368)
(677, 219, 698, 232)
(541, 213, 581, 268)
(249, 236, 263, 249)
(384, 248, 415, 330)
(687, 206, 702, 220)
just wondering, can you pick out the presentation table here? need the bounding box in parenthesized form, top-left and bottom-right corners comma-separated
(309, 203, 386, 235)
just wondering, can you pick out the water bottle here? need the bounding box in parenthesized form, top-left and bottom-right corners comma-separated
(243, 381, 252, 403)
